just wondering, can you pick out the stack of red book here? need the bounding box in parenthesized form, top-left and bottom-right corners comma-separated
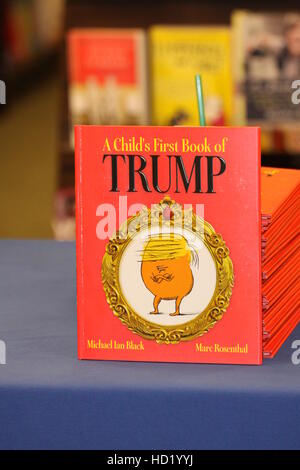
(261, 167, 300, 358)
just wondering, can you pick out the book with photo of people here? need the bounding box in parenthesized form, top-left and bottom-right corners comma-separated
(232, 11, 300, 153)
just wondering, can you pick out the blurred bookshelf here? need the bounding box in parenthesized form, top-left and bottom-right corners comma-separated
(59, 0, 300, 188)
(0, 1, 63, 106)
(2, 46, 60, 104)
(52, 0, 300, 239)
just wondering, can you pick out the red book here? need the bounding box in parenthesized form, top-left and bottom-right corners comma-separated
(75, 125, 262, 364)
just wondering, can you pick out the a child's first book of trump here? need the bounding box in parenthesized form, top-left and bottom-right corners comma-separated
(75, 125, 262, 364)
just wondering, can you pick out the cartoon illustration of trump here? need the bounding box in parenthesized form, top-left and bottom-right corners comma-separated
(141, 233, 197, 316)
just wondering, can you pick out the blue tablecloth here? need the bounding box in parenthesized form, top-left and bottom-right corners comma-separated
(0, 240, 299, 450)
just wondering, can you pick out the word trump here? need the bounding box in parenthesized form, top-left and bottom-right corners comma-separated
(102, 154, 226, 194)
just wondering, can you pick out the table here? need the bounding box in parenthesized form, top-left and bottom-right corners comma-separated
(0, 240, 299, 450)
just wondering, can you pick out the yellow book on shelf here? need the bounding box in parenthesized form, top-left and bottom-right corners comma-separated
(150, 26, 233, 126)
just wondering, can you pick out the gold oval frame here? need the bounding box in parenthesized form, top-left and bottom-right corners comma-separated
(102, 196, 234, 344)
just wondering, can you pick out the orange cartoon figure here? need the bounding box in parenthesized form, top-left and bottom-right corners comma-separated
(141, 233, 195, 316)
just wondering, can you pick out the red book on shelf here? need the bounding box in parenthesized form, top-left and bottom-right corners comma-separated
(75, 125, 262, 364)
(67, 28, 148, 146)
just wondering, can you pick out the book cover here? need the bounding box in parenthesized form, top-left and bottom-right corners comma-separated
(232, 11, 300, 153)
(75, 125, 262, 365)
(68, 29, 148, 144)
(150, 26, 232, 126)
